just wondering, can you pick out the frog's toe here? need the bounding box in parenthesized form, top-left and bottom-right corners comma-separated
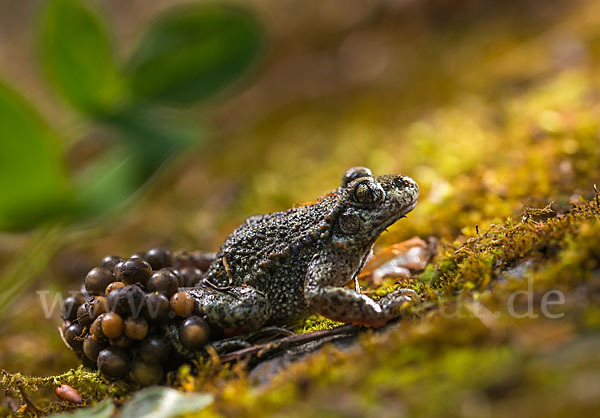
(379, 289, 418, 307)
(379, 288, 418, 315)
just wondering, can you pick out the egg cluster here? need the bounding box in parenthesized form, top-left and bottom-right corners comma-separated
(60, 248, 215, 386)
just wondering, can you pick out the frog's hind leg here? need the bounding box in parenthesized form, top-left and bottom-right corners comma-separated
(183, 286, 271, 332)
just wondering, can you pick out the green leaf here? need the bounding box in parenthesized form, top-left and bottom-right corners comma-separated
(38, 0, 122, 114)
(52, 399, 114, 418)
(127, 4, 263, 105)
(73, 146, 146, 218)
(0, 81, 72, 230)
(120, 387, 213, 418)
(73, 109, 200, 218)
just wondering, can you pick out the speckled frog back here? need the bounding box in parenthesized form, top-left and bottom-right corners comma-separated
(204, 191, 341, 324)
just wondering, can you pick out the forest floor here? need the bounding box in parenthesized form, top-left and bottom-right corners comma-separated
(1, 0, 600, 416)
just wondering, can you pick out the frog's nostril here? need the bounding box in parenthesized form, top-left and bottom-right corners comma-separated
(394, 177, 409, 188)
(394, 176, 419, 196)
(408, 178, 418, 192)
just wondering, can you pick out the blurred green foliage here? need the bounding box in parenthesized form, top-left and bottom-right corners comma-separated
(127, 4, 263, 105)
(38, 0, 122, 114)
(0, 0, 263, 232)
(0, 82, 71, 231)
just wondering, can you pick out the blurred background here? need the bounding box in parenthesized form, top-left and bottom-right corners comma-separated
(1, 0, 600, 388)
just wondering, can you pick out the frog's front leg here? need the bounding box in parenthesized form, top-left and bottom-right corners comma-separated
(183, 286, 271, 332)
(304, 253, 412, 328)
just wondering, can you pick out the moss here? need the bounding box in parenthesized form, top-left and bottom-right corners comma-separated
(429, 199, 600, 296)
(197, 199, 599, 417)
(293, 315, 343, 334)
(1, 366, 132, 415)
(7, 200, 597, 416)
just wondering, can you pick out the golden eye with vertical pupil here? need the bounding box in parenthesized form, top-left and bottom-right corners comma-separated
(353, 181, 379, 204)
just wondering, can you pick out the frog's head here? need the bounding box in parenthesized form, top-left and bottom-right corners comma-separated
(332, 167, 419, 248)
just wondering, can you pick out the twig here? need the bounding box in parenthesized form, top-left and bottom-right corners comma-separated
(218, 324, 360, 363)
(17, 382, 43, 417)
(521, 201, 554, 223)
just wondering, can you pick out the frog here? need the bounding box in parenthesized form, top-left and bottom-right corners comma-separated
(183, 167, 419, 332)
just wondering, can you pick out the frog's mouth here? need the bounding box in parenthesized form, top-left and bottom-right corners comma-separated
(395, 194, 418, 219)
(378, 197, 418, 233)
(400, 199, 418, 216)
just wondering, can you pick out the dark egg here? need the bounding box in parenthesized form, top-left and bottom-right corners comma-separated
(83, 335, 105, 361)
(179, 316, 211, 350)
(147, 269, 179, 297)
(143, 292, 171, 322)
(64, 323, 85, 353)
(97, 348, 130, 379)
(138, 336, 170, 364)
(115, 258, 152, 286)
(85, 267, 115, 295)
(178, 267, 203, 287)
(61, 296, 81, 321)
(101, 255, 124, 272)
(145, 247, 174, 270)
(130, 359, 164, 386)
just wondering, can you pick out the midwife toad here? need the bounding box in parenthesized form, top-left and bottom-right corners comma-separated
(185, 167, 419, 330)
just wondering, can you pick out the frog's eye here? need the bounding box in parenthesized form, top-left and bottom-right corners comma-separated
(352, 181, 382, 205)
